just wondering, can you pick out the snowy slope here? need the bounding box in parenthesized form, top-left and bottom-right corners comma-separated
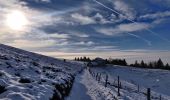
(67, 69, 148, 100)
(90, 65, 170, 100)
(0, 44, 84, 100)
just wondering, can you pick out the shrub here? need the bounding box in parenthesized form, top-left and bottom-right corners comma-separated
(6, 62, 12, 68)
(41, 79, 46, 82)
(0, 72, 3, 76)
(50, 90, 62, 100)
(0, 55, 8, 60)
(0, 85, 6, 94)
(32, 62, 39, 67)
(15, 73, 21, 77)
(19, 78, 31, 83)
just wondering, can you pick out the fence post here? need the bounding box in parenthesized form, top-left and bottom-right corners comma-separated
(137, 85, 139, 92)
(98, 73, 101, 82)
(92, 72, 94, 77)
(159, 95, 161, 100)
(93, 72, 95, 77)
(147, 88, 151, 100)
(105, 74, 108, 87)
(96, 73, 98, 80)
(88, 69, 91, 74)
(118, 76, 120, 96)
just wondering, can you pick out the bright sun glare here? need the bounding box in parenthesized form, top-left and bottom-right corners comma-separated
(6, 10, 28, 30)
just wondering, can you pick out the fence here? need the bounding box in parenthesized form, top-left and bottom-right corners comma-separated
(88, 68, 164, 100)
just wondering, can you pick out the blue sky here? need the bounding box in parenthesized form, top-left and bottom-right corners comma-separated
(0, 0, 170, 63)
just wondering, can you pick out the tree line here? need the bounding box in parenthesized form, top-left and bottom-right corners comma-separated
(75, 57, 170, 70)
(75, 57, 91, 62)
(129, 58, 170, 70)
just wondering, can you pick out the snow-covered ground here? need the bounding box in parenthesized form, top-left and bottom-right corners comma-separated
(0, 44, 84, 100)
(67, 67, 160, 100)
(90, 65, 170, 100)
(67, 69, 119, 100)
(1, 44, 170, 100)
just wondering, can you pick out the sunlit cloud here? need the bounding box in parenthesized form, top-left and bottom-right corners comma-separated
(95, 23, 150, 36)
(0, 0, 169, 63)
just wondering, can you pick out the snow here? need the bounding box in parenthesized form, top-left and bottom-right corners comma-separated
(90, 65, 170, 100)
(1, 43, 170, 100)
(66, 69, 118, 100)
(67, 65, 170, 100)
(66, 71, 91, 100)
(0, 44, 83, 100)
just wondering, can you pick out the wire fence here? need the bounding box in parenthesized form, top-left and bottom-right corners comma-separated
(88, 68, 166, 100)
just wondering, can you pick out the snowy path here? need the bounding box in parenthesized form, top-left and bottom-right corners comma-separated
(66, 71, 92, 100)
(66, 67, 170, 100)
(66, 69, 118, 100)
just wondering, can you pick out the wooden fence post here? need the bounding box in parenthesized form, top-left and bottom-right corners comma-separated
(147, 88, 151, 100)
(98, 73, 101, 82)
(118, 76, 120, 96)
(96, 73, 98, 80)
(119, 82, 122, 88)
(159, 95, 161, 100)
(137, 85, 139, 92)
(93, 72, 95, 77)
(88, 69, 91, 74)
(105, 74, 108, 87)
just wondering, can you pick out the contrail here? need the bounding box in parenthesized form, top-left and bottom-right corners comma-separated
(127, 33, 152, 46)
(92, 0, 170, 43)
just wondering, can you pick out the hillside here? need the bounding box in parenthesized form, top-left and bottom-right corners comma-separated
(0, 44, 170, 100)
(89, 65, 170, 100)
(0, 44, 84, 100)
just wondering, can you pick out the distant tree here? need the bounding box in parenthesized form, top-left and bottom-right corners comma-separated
(77, 57, 80, 61)
(140, 60, 145, 68)
(84, 56, 87, 61)
(80, 57, 83, 61)
(123, 59, 127, 66)
(75, 57, 77, 61)
(134, 60, 139, 67)
(157, 58, 164, 68)
(87, 57, 91, 62)
(165, 63, 170, 69)
(105, 59, 109, 64)
(130, 64, 134, 66)
(148, 62, 153, 68)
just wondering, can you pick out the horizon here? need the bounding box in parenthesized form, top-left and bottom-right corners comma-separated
(0, 0, 170, 63)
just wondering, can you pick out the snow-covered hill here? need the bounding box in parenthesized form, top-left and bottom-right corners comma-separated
(0, 44, 84, 100)
(1, 44, 170, 100)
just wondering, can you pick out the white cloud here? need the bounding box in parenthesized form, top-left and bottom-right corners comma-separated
(112, 0, 136, 20)
(39, 0, 51, 3)
(72, 32, 89, 38)
(140, 11, 170, 19)
(96, 23, 150, 36)
(71, 13, 96, 25)
(6, 39, 56, 48)
(93, 13, 110, 24)
(48, 33, 70, 39)
(74, 41, 95, 46)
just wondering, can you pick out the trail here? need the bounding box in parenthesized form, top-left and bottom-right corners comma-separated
(66, 69, 118, 100)
(66, 70, 92, 100)
(67, 66, 170, 100)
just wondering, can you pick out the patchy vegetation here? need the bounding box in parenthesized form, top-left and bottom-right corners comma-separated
(19, 78, 31, 83)
(0, 85, 6, 94)
(0, 44, 84, 100)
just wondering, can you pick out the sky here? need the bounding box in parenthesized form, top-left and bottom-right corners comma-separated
(0, 0, 170, 63)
